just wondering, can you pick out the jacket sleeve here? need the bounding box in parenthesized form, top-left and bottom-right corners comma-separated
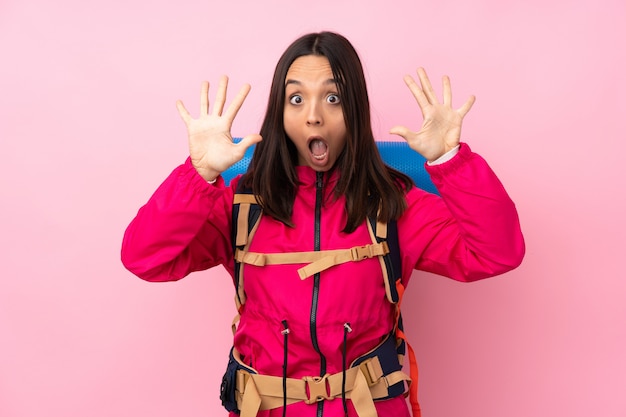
(120, 158, 235, 282)
(398, 143, 525, 283)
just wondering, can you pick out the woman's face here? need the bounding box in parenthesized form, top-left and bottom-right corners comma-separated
(283, 55, 347, 171)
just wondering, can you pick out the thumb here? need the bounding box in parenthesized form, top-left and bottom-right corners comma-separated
(389, 125, 410, 140)
(176, 100, 192, 124)
(237, 133, 263, 151)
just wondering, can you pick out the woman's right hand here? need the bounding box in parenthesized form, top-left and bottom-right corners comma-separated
(176, 76, 262, 181)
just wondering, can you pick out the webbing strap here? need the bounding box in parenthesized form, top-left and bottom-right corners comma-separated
(234, 194, 258, 247)
(374, 202, 387, 239)
(365, 218, 396, 304)
(236, 203, 251, 246)
(375, 219, 387, 239)
(235, 358, 410, 417)
(238, 369, 377, 417)
(234, 242, 389, 279)
(233, 197, 263, 309)
(233, 194, 259, 204)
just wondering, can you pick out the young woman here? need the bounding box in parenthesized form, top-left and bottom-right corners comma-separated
(121, 32, 525, 417)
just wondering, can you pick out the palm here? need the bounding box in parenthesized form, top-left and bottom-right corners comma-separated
(390, 68, 475, 162)
(413, 100, 465, 157)
(186, 113, 238, 172)
(176, 77, 262, 181)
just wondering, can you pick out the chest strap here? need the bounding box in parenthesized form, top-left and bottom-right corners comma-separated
(234, 241, 389, 279)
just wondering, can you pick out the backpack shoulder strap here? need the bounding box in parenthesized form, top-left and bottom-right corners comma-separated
(232, 185, 263, 310)
(365, 214, 401, 304)
(366, 213, 422, 417)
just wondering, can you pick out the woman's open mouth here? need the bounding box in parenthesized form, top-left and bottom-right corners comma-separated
(309, 137, 328, 160)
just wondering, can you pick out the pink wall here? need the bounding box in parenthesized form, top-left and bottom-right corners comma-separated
(1, 0, 624, 416)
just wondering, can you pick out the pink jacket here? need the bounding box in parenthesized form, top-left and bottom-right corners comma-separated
(121, 143, 525, 416)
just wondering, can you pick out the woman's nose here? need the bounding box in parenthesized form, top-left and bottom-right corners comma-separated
(306, 102, 323, 125)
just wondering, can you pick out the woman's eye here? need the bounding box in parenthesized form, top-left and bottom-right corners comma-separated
(327, 94, 341, 104)
(289, 95, 303, 105)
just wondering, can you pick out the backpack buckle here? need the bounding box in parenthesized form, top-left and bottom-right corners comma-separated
(350, 242, 389, 261)
(303, 374, 332, 404)
(351, 245, 373, 260)
(358, 357, 384, 386)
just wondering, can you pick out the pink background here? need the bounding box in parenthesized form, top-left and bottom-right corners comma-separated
(1, 0, 624, 416)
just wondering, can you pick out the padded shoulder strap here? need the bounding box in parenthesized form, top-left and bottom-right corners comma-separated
(366, 214, 401, 304)
(232, 185, 263, 309)
(365, 213, 422, 416)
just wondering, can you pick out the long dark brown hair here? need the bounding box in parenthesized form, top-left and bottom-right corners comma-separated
(240, 31, 413, 233)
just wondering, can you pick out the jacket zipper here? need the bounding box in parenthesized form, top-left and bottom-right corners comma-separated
(310, 171, 326, 417)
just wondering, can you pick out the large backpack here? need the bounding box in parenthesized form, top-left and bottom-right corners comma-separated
(223, 184, 422, 417)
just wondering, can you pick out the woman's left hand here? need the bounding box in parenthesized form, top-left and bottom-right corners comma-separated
(390, 68, 475, 162)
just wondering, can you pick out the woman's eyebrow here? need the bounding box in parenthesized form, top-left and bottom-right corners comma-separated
(284, 78, 337, 86)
